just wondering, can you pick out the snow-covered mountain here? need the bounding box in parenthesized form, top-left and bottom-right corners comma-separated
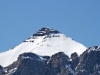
(0, 27, 87, 67)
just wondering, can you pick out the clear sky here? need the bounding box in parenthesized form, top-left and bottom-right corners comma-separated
(0, 0, 100, 52)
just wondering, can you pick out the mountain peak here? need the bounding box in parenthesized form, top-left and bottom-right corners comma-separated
(24, 27, 60, 42)
(32, 27, 60, 37)
(0, 27, 87, 67)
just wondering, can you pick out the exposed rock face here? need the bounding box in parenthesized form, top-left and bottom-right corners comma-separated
(4, 52, 74, 75)
(0, 65, 5, 75)
(13, 53, 47, 75)
(75, 46, 100, 75)
(1, 46, 100, 75)
(71, 52, 79, 70)
(33, 27, 60, 37)
(47, 52, 74, 75)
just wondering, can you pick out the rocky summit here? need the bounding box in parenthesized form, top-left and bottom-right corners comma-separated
(0, 27, 99, 75)
(0, 27, 86, 67)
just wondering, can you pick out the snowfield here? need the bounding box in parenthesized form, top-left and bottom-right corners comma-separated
(0, 31, 87, 67)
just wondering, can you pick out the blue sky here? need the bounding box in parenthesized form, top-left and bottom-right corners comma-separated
(0, 0, 100, 52)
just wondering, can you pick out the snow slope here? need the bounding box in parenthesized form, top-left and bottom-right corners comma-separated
(0, 28, 87, 67)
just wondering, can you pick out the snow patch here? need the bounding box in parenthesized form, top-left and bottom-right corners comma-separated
(88, 46, 100, 53)
(66, 64, 74, 74)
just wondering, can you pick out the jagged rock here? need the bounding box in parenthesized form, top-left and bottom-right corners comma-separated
(2, 46, 100, 75)
(71, 52, 79, 69)
(5, 61, 19, 75)
(13, 53, 47, 75)
(75, 46, 100, 75)
(33, 27, 60, 37)
(0, 65, 5, 75)
(41, 56, 50, 66)
(0, 65, 3, 75)
(47, 52, 74, 75)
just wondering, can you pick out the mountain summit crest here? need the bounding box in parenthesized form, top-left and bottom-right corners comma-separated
(0, 27, 87, 67)
(32, 27, 60, 37)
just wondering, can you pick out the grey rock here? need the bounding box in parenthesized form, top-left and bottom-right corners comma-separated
(47, 52, 74, 75)
(2, 46, 100, 75)
(13, 53, 47, 75)
(75, 46, 100, 75)
(71, 52, 79, 69)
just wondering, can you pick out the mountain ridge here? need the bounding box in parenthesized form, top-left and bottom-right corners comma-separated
(0, 27, 87, 67)
(0, 27, 100, 75)
(1, 46, 100, 75)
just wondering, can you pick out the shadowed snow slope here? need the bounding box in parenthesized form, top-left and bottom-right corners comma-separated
(0, 27, 87, 67)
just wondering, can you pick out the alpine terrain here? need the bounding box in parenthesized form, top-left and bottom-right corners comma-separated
(0, 27, 99, 75)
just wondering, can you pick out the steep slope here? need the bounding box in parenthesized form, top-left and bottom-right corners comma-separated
(1, 46, 99, 75)
(0, 27, 87, 67)
(75, 46, 100, 75)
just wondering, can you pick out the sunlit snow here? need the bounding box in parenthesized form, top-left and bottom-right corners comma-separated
(0, 33, 87, 67)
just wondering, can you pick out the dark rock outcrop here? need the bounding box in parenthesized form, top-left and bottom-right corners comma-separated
(13, 53, 47, 75)
(47, 52, 74, 75)
(75, 46, 100, 75)
(1, 46, 100, 75)
(71, 52, 79, 70)
(23, 27, 60, 42)
(33, 27, 60, 37)
(0, 65, 5, 75)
